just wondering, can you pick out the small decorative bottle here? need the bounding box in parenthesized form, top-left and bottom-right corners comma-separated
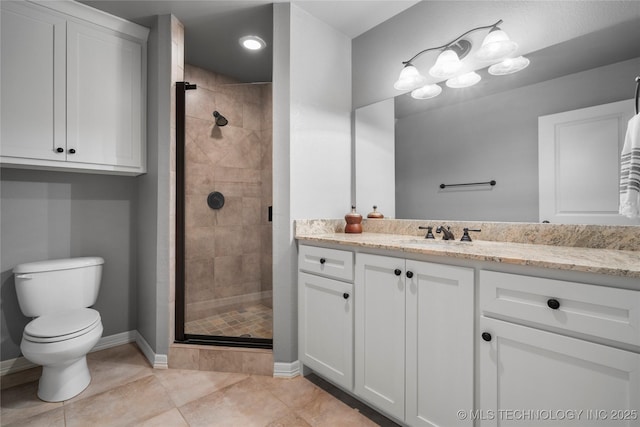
(344, 206, 363, 233)
(367, 205, 384, 219)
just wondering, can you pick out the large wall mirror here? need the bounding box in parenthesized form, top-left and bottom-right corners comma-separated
(355, 11, 640, 225)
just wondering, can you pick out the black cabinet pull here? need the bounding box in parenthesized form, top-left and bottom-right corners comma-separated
(547, 298, 560, 310)
(406, 271, 414, 278)
(56, 147, 64, 153)
(343, 293, 349, 300)
(482, 332, 492, 342)
(68, 148, 76, 154)
(319, 258, 326, 265)
(394, 269, 401, 276)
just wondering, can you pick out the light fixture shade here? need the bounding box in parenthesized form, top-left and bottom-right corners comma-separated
(475, 28, 518, 61)
(488, 56, 530, 75)
(446, 71, 481, 88)
(394, 63, 427, 91)
(411, 84, 442, 100)
(429, 49, 463, 79)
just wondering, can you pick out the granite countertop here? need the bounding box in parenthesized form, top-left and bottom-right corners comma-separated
(295, 231, 640, 279)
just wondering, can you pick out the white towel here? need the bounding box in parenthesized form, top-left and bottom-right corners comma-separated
(619, 113, 640, 218)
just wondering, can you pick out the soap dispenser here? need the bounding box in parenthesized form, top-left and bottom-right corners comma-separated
(344, 206, 363, 233)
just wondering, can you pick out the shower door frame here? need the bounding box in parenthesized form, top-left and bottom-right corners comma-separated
(174, 81, 272, 349)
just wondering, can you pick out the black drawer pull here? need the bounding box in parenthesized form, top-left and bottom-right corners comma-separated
(68, 148, 76, 154)
(406, 271, 414, 278)
(343, 293, 350, 300)
(482, 332, 492, 342)
(56, 147, 64, 153)
(319, 258, 326, 265)
(547, 298, 560, 310)
(394, 269, 401, 276)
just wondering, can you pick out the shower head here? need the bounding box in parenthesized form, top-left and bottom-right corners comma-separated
(213, 111, 228, 127)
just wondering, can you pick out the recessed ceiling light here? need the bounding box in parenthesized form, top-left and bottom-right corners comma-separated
(239, 35, 266, 51)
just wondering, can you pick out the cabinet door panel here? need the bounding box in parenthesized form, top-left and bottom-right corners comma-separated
(406, 261, 474, 427)
(1, 2, 66, 160)
(355, 253, 405, 421)
(299, 272, 353, 389)
(67, 21, 142, 167)
(479, 317, 640, 427)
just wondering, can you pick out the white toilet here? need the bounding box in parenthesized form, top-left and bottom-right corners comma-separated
(14, 257, 104, 402)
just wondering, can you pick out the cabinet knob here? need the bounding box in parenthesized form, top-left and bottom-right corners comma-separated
(481, 332, 492, 342)
(56, 147, 64, 153)
(343, 293, 350, 300)
(406, 271, 414, 278)
(394, 269, 402, 276)
(547, 298, 560, 310)
(319, 258, 326, 265)
(68, 148, 76, 154)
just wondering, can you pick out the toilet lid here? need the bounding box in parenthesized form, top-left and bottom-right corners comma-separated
(24, 309, 101, 343)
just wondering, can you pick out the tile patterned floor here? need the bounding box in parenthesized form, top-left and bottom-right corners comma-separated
(185, 303, 272, 339)
(0, 343, 398, 426)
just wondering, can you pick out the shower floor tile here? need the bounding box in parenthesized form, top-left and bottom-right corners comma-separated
(185, 303, 273, 339)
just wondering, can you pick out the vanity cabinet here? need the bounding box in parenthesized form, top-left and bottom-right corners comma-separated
(479, 271, 640, 427)
(298, 245, 354, 390)
(355, 253, 474, 426)
(1, 0, 148, 175)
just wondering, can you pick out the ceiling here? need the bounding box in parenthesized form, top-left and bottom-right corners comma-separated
(80, 0, 419, 83)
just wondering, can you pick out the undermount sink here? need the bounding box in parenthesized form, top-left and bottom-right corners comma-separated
(403, 239, 471, 246)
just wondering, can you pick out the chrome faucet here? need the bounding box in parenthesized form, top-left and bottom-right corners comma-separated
(436, 226, 455, 240)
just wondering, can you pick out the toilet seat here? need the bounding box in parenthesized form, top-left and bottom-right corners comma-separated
(23, 309, 101, 343)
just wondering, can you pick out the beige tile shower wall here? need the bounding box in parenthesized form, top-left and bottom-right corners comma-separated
(183, 64, 272, 322)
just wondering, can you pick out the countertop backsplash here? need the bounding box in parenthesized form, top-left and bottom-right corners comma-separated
(295, 219, 640, 252)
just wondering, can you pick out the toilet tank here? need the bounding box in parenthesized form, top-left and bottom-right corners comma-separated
(13, 257, 104, 317)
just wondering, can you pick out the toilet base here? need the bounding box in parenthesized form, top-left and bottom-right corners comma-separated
(38, 356, 91, 402)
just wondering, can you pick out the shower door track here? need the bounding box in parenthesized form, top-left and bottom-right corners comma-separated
(174, 81, 272, 350)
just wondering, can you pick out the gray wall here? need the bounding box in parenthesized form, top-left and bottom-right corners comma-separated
(1, 169, 137, 360)
(272, 2, 294, 363)
(272, 3, 352, 364)
(136, 14, 172, 357)
(395, 58, 640, 221)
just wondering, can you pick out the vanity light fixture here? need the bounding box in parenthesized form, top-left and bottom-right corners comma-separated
(488, 56, 530, 75)
(446, 71, 481, 88)
(393, 19, 529, 100)
(239, 35, 266, 51)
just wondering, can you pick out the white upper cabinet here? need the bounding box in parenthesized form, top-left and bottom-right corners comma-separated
(0, 0, 148, 175)
(1, 1, 66, 161)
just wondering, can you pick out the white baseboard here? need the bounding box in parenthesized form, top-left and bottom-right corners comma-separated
(273, 360, 300, 378)
(1, 330, 137, 376)
(135, 333, 168, 370)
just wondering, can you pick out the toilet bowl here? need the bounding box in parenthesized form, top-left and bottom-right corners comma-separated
(13, 257, 104, 402)
(21, 308, 103, 402)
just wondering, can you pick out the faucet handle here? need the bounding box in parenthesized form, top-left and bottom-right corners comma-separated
(460, 228, 481, 242)
(418, 226, 435, 239)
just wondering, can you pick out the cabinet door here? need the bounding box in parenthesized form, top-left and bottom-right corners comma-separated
(67, 21, 143, 169)
(355, 253, 406, 421)
(1, 1, 66, 161)
(299, 272, 353, 390)
(406, 260, 474, 427)
(479, 317, 640, 427)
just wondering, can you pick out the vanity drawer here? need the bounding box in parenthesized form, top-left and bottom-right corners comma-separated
(480, 270, 640, 347)
(299, 244, 354, 282)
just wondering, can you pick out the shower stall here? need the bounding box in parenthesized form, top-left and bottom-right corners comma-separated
(175, 65, 273, 348)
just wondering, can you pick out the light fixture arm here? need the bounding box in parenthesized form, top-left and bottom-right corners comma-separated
(401, 19, 503, 65)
